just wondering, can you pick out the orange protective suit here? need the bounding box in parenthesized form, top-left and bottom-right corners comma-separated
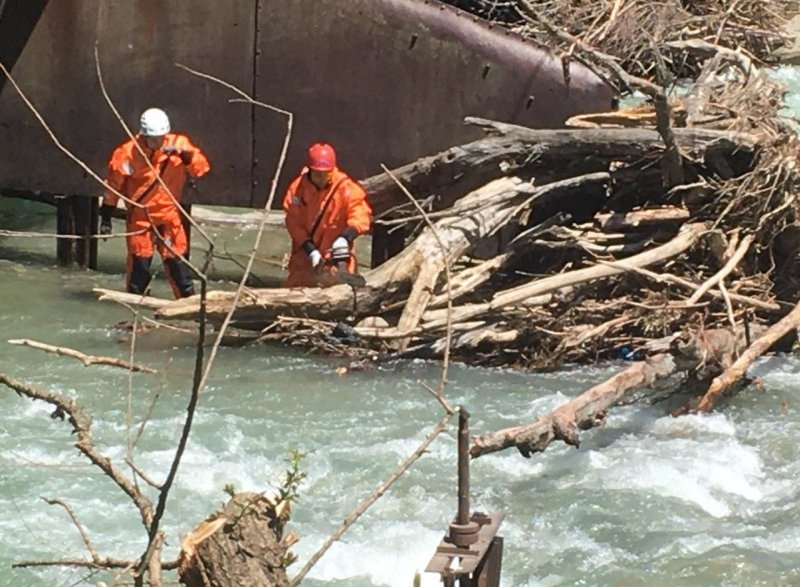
(282, 167, 372, 287)
(103, 133, 210, 298)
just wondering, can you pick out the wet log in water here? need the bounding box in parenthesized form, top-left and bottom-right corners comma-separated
(471, 328, 742, 459)
(696, 299, 800, 412)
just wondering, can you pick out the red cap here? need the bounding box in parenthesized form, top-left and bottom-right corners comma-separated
(307, 142, 336, 171)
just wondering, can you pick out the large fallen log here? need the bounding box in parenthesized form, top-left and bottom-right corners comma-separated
(365, 120, 758, 216)
(470, 353, 680, 458)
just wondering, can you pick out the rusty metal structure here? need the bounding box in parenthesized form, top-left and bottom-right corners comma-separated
(427, 409, 504, 586)
(0, 0, 615, 211)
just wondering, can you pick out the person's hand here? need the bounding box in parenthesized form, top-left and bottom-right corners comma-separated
(308, 249, 323, 268)
(179, 150, 193, 165)
(331, 236, 349, 262)
(99, 219, 112, 236)
(163, 146, 193, 165)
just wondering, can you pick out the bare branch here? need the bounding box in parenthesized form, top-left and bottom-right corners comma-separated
(0, 373, 154, 527)
(8, 339, 157, 374)
(290, 410, 456, 586)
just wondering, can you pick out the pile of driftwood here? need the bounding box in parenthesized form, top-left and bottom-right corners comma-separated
(100, 27, 800, 375)
(448, 0, 798, 76)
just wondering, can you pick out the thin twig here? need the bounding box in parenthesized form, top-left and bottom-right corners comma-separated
(125, 458, 164, 490)
(41, 497, 101, 563)
(174, 62, 293, 401)
(0, 373, 155, 527)
(688, 234, 753, 304)
(380, 165, 454, 398)
(289, 410, 456, 586)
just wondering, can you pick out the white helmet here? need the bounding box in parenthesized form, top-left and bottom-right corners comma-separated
(139, 108, 170, 136)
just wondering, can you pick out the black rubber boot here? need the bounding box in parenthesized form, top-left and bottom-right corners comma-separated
(164, 257, 195, 298)
(127, 255, 153, 295)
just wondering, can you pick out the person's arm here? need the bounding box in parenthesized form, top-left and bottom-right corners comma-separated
(173, 135, 210, 178)
(99, 148, 130, 235)
(284, 178, 323, 267)
(282, 178, 311, 248)
(331, 180, 371, 262)
(342, 181, 372, 241)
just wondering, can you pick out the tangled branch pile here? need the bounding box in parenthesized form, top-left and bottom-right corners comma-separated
(447, 0, 798, 77)
(101, 1, 800, 372)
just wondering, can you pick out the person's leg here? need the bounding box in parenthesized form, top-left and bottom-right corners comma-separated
(126, 214, 154, 295)
(156, 215, 195, 299)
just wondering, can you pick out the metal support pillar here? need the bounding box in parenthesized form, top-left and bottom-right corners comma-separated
(55, 195, 98, 269)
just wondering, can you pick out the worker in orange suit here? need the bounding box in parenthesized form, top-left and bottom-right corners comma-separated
(282, 142, 372, 287)
(99, 108, 210, 298)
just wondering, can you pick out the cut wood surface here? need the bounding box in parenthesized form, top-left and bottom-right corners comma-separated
(178, 492, 291, 587)
(594, 207, 691, 231)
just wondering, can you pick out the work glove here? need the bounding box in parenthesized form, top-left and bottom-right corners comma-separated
(99, 204, 115, 236)
(331, 236, 350, 263)
(308, 249, 323, 268)
(179, 150, 194, 166)
(163, 146, 193, 165)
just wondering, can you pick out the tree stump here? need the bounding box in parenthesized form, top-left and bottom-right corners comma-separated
(178, 492, 292, 587)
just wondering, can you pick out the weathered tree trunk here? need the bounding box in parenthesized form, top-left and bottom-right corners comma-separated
(470, 327, 742, 459)
(178, 492, 291, 587)
(470, 353, 681, 458)
(364, 119, 757, 216)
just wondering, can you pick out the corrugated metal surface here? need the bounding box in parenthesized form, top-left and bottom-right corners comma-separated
(0, 0, 615, 207)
